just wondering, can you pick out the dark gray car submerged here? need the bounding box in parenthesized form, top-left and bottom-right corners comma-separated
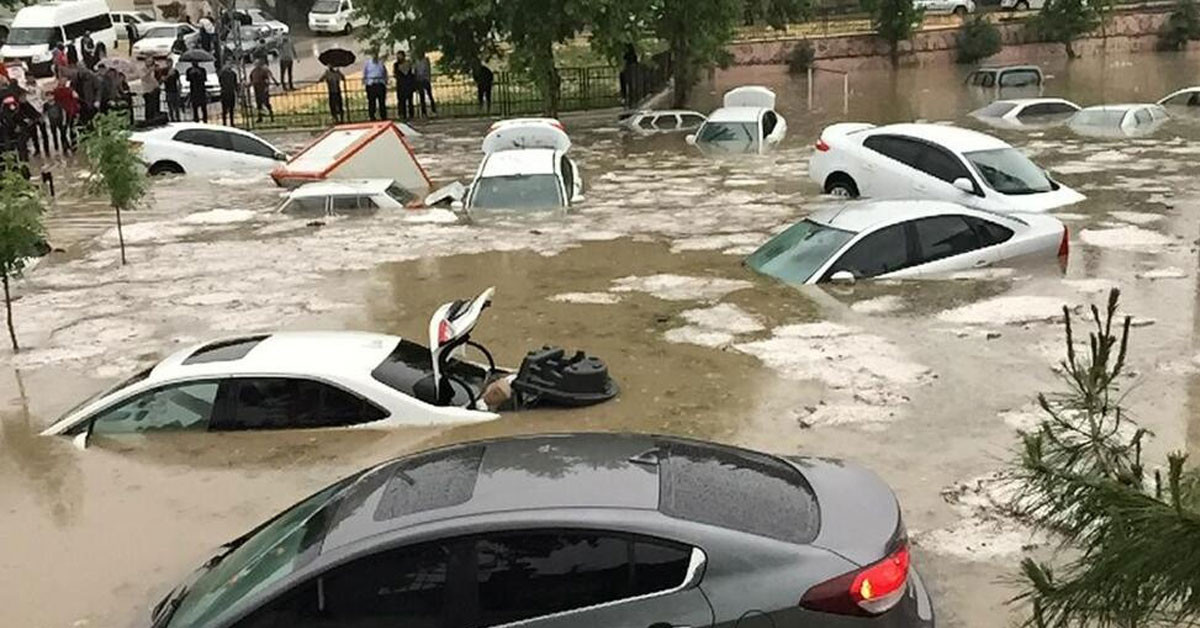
(153, 433, 934, 628)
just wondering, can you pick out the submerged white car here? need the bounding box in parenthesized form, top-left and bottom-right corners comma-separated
(619, 109, 707, 135)
(746, 200, 1068, 285)
(1068, 104, 1169, 138)
(132, 123, 286, 176)
(43, 288, 618, 445)
(970, 98, 1081, 129)
(1159, 87, 1200, 107)
(687, 86, 787, 154)
(809, 122, 1084, 212)
(460, 118, 583, 213)
(277, 179, 421, 215)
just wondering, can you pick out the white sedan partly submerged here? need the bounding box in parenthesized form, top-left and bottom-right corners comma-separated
(1068, 104, 1169, 138)
(809, 122, 1084, 212)
(746, 200, 1068, 285)
(277, 178, 424, 215)
(687, 86, 787, 154)
(131, 122, 287, 176)
(969, 98, 1081, 129)
(44, 289, 617, 446)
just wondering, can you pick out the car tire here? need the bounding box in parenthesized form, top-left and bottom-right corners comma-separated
(342, 24, 352, 35)
(825, 175, 860, 199)
(148, 161, 185, 176)
(1016, 0, 1029, 8)
(953, 5, 968, 15)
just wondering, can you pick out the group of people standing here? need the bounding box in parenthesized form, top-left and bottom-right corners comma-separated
(360, 50, 439, 121)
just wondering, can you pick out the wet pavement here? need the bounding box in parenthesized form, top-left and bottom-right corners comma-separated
(5, 50, 1200, 627)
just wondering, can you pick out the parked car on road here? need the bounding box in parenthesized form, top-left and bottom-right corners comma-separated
(278, 179, 421, 215)
(308, 0, 366, 34)
(143, 432, 935, 628)
(461, 118, 583, 213)
(131, 123, 287, 176)
(1157, 87, 1200, 108)
(238, 8, 289, 35)
(687, 86, 787, 154)
(0, 0, 117, 77)
(1067, 104, 1169, 139)
(969, 98, 1081, 129)
(133, 23, 198, 58)
(915, 0, 975, 15)
(110, 10, 157, 39)
(809, 122, 1085, 212)
(747, 200, 1068, 284)
(619, 109, 707, 135)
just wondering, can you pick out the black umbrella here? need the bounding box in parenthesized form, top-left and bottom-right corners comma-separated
(318, 47, 356, 68)
(178, 48, 216, 63)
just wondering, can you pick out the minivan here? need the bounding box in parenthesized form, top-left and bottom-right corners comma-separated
(307, 0, 367, 34)
(1, 0, 117, 77)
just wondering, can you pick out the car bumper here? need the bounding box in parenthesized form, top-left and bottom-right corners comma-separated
(308, 21, 344, 32)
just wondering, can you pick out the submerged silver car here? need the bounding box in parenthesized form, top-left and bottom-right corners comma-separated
(150, 433, 935, 627)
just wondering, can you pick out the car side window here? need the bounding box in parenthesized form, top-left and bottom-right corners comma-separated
(228, 133, 277, 159)
(637, 116, 655, 130)
(912, 215, 983, 264)
(1133, 108, 1152, 125)
(916, 145, 971, 184)
(175, 129, 233, 151)
(217, 377, 386, 430)
(232, 541, 452, 628)
(822, 223, 912, 281)
(679, 114, 705, 129)
(1020, 102, 1076, 117)
(962, 215, 1015, 246)
(473, 532, 633, 626)
(863, 135, 924, 170)
(560, 156, 574, 199)
(1000, 70, 1040, 87)
(89, 381, 219, 434)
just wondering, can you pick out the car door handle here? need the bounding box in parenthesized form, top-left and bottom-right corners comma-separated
(973, 259, 990, 267)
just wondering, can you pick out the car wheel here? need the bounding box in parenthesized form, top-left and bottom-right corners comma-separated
(148, 161, 185, 176)
(825, 175, 860, 199)
(342, 23, 352, 35)
(953, 5, 968, 15)
(1016, 0, 1029, 8)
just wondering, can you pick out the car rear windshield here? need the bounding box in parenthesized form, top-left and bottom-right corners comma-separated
(657, 440, 819, 544)
(370, 339, 488, 407)
(976, 101, 1016, 117)
(745, 219, 855, 284)
(696, 121, 759, 153)
(964, 147, 1054, 195)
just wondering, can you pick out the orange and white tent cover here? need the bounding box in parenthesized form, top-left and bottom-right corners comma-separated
(272, 121, 432, 196)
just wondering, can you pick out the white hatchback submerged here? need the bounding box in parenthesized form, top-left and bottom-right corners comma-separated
(687, 86, 787, 154)
(809, 122, 1084, 212)
(746, 200, 1068, 285)
(131, 123, 288, 176)
(458, 118, 583, 213)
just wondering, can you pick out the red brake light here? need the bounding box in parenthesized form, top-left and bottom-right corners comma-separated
(815, 139, 830, 152)
(1058, 225, 1070, 258)
(437, 320, 452, 345)
(800, 544, 911, 617)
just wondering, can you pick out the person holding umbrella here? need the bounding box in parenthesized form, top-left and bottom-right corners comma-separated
(317, 47, 354, 124)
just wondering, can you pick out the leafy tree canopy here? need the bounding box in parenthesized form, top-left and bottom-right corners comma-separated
(1034, 0, 1100, 58)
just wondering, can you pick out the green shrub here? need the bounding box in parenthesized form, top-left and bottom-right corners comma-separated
(786, 41, 815, 75)
(956, 15, 1002, 64)
(1158, 0, 1200, 50)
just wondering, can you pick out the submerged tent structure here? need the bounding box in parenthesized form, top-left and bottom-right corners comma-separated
(272, 121, 432, 197)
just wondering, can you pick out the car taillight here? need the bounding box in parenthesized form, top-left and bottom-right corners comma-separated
(800, 544, 911, 617)
(815, 139, 830, 152)
(437, 320, 452, 345)
(1057, 225, 1070, 258)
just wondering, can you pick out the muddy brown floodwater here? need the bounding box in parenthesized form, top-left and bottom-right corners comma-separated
(4, 50, 1200, 627)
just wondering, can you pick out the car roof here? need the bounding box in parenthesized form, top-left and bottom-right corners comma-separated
(1079, 103, 1156, 112)
(975, 64, 1041, 72)
(135, 122, 266, 140)
(806, 200, 1027, 233)
(290, 179, 394, 197)
(479, 148, 558, 177)
(870, 122, 1011, 151)
(147, 331, 400, 382)
(707, 106, 765, 123)
(1000, 97, 1077, 107)
(636, 109, 704, 116)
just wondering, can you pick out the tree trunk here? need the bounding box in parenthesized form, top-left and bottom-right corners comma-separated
(4, 274, 18, 353)
(670, 34, 690, 108)
(890, 39, 900, 67)
(115, 204, 127, 265)
(1065, 40, 1077, 58)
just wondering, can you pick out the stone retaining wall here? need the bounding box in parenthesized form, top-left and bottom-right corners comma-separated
(729, 9, 1196, 70)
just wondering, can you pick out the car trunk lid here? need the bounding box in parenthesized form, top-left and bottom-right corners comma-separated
(784, 456, 903, 566)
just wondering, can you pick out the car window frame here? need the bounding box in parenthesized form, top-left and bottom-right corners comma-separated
(66, 377, 229, 436)
(819, 221, 918, 282)
(174, 128, 235, 152)
(215, 375, 389, 431)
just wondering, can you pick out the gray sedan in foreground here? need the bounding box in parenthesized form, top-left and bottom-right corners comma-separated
(151, 433, 935, 627)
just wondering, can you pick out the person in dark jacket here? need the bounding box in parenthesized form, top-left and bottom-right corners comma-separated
(321, 64, 345, 123)
(162, 58, 182, 122)
(185, 60, 208, 123)
(125, 22, 139, 54)
(473, 62, 494, 114)
(80, 33, 96, 70)
(171, 33, 189, 56)
(218, 62, 238, 126)
(393, 51, 414, 121)
(73, 66, 100, 126)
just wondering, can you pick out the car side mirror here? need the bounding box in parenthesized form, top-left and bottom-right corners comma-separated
(952, 177, 976, 194)
(830, 270, 856, 285)
(274, 151, 287, 161)
(685, 134, 696, 145)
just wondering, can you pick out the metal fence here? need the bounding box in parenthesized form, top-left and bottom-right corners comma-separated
(124, 64, 666, 131)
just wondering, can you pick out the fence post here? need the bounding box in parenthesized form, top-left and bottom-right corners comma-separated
(807, 67, 813, 111)
(843, 73, 849, 116)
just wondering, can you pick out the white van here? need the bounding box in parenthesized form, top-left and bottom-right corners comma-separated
(1, 0, 117, 77)
(308, 0, 367, 34)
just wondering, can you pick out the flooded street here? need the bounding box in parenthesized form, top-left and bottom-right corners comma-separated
(5, 50, 1200, 627)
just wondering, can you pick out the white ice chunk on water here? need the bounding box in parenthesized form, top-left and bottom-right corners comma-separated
(1080, 226, 1173, 251)
(610, 274, 753, 301)
(937, 296, 1069, 326)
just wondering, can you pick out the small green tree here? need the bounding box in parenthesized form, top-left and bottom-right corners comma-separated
(1006, 289, 1200, 627)
(957, 15, 1002, 64)
(786, 40, 815, 75)
(1159, 0, 1200, 50)
(80, 113, 146, 266)
(863, 0, 924, 66)
(1034, 0, 1099, 59)
(0, 154, 47, 353)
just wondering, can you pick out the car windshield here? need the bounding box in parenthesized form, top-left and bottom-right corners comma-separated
(745, 219, 855, 284)
(143, 26, 178, 39)
(312, 0, 340, 12)
(1071, 109, 1127, 128)
(166, 472, 365, 628)
(279, 196, 328, 215)
(385, 183, 416, 205)
(371, 339, 488, 407)
(6, 26, 60, 45)
(470, 174, 563, 210)
(696, 121, 759, 153)
(964, 147, 1054, 195)
(975, 101, 1016, 117)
